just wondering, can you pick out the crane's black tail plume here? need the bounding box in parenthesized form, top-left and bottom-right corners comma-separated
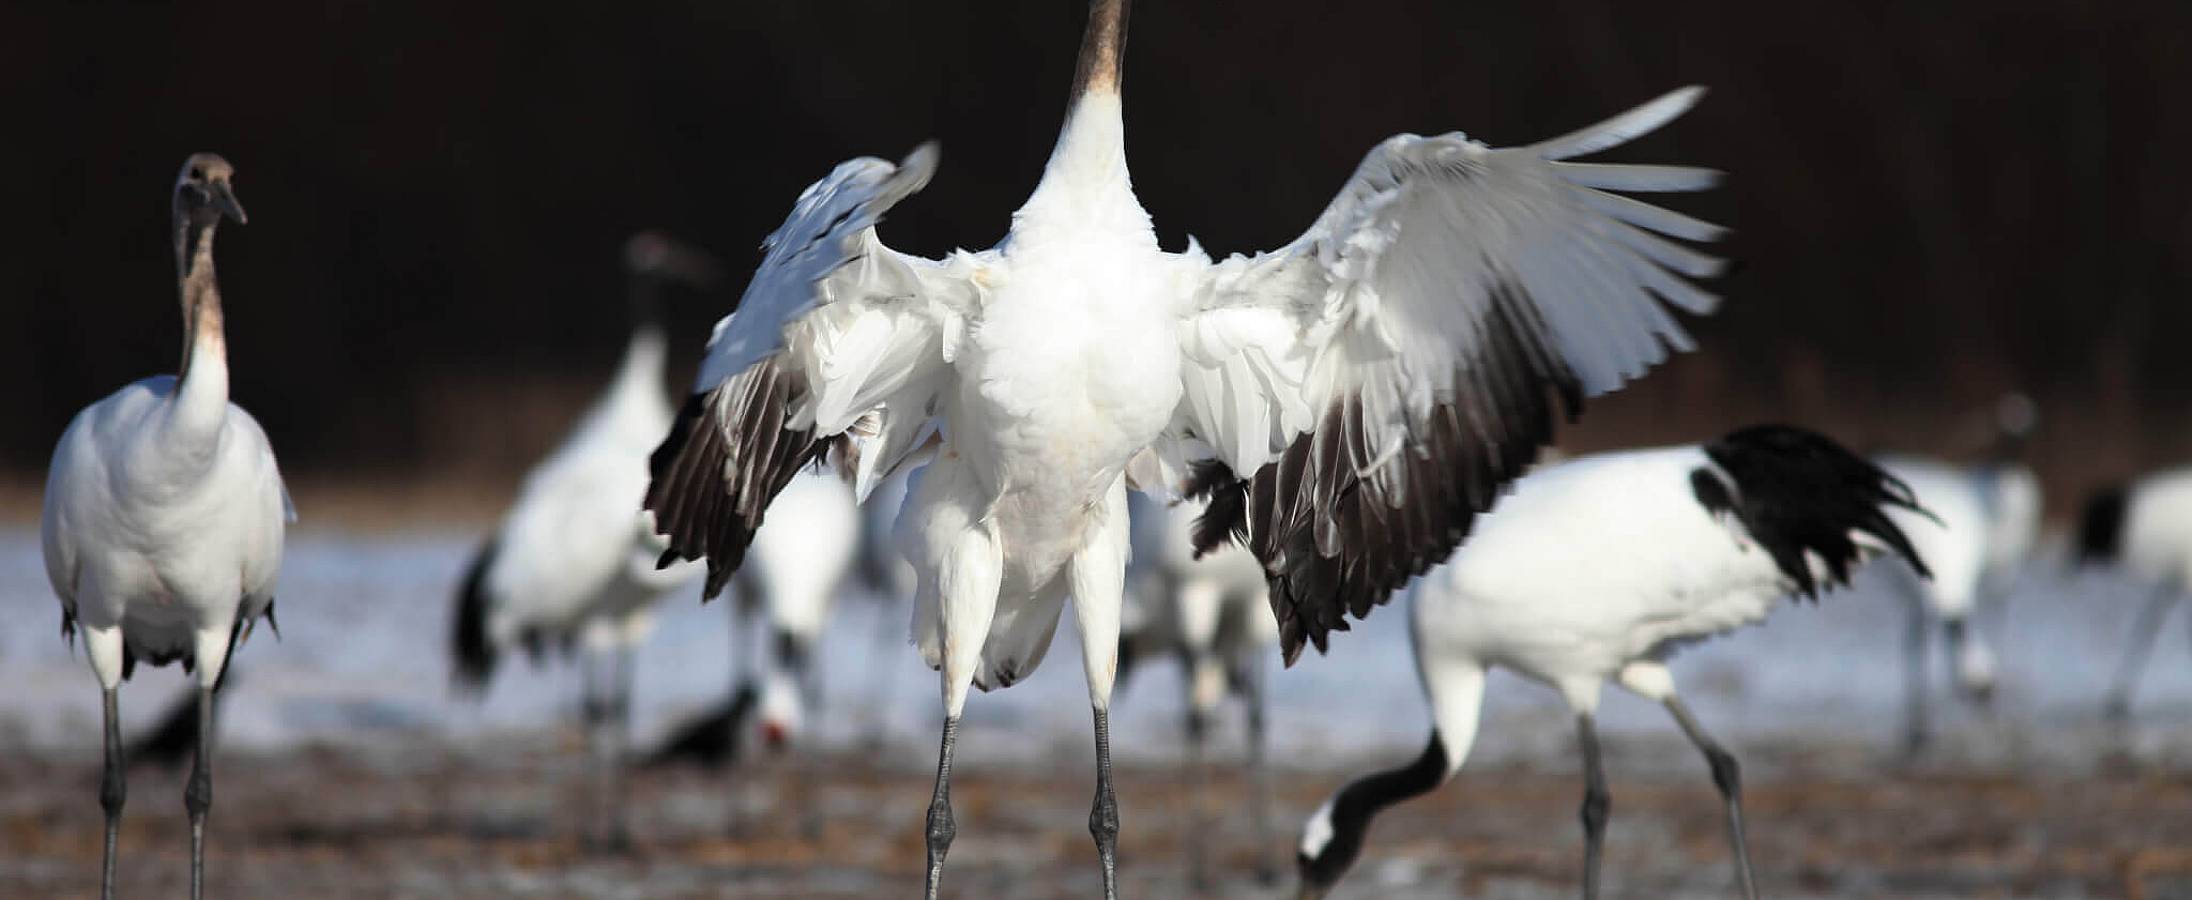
(1692, 424, 1933, 598)
(2076, 484, 2129, 565)
(451, 536, 501, 694)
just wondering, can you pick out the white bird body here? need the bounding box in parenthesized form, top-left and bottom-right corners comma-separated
(744, 469, 862, 640)
(1877, 454, 2038, 618)
(642, 467, 865, 768)
(1297, 426, 1931, 900)
(1412, 447, 1795, 708)
(475, 327, 694, 655)
(1871, 454, 2039, 725)
(447, 234, 724, 850)
(902, 100, 1181, 695)
(45, 374, 288, 679)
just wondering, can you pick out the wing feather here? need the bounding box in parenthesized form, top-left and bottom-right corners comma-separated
(1169, 87, 1727, 662)
(647, 145, 979, 598)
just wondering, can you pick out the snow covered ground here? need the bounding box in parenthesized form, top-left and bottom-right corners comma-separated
(3, 526, 2190, 773)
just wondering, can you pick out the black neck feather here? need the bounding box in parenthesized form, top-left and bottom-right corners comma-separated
(1302, 733, 1448, 891)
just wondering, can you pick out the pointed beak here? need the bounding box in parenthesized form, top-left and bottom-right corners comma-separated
(209, 182, 247, 225)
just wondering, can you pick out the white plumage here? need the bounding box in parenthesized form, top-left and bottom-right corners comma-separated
(2077, 466, 2192, 718)
(1874, 453, 2040, 747)
(42, 153, 286, 900)
(1295, 426, 1931, 900)
(465, 327, 693, 660)
(642, 3, 1728, 895)
(734, 467, 863, 745)
(448, 233, 711, 849)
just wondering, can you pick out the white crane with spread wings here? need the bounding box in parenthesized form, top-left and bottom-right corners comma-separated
(644, 2, 1729, 894)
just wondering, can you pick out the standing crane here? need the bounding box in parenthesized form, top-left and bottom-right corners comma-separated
(448, 232, 714, 848)
(43, 153, 290, 900)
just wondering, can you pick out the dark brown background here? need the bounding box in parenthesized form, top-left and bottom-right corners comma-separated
(7, 0, 2187, 512)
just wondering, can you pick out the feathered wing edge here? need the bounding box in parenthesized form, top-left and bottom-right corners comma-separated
(645, 359, 829, 600)
(1184, 88, 1720, 665)
(648, 144, 951, 598)
(1187, 293, 1580, 665)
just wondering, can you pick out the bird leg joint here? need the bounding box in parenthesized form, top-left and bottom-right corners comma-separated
(925, 801, 957, 853)
(1089, 789, 1120, 842)
(1579, 785, 1610, 834)
(184, 763, 213, 818)
(1705, 746, 1741, 798)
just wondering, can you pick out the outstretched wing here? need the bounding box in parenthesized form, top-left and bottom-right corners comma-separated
(647, 144, 981, 598)
(1169, 87, 1729, 663)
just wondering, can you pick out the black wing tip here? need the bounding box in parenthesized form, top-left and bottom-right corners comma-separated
(2076, 483, 2130, 565)
(647, 367, 830, 604)
(450, 536, 501, 694)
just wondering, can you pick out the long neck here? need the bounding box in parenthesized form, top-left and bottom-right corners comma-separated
(171, 215, 230, 431)
(1070, 0, 1129, 100)
(1019, 0, 1143, 232)
(1304, 734, 1452, 889)
(612, 272, 671, 401)
(1333, 734, 1449, 837)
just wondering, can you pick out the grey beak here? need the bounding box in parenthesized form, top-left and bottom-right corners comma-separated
(209, 182, 247, 225)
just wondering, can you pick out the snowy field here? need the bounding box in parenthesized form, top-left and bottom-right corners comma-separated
(4, 527, 2190, 769)
(4, 527, 2192, 899)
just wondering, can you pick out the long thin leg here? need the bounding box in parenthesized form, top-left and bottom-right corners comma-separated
(1902, 596, 1931, 755)
(185, 686, 214, 900)
(1664, 697, 1759, 899)
(924, 715, 960, 900)
(596, 645, 635, 851)
(99, 687, 125, 900)
(723, 599, 755, 835)
(918, 471, 1002, 900)
(1069, 494, 1129, 900)
(578, 648, 607, 846)
(2106, 586, 2179, 721)
(1243, 649, 1279, 886)
(1182, 697, 1210, 891)
(1091, 707, 1121, 900)
(1940, 618, 1994, 709)
(1576, 713, 1609, 900)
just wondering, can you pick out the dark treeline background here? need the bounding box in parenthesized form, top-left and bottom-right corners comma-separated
(6, 1, 2188, 515)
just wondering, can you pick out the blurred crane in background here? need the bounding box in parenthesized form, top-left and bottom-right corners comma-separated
(1119, 490, 1281, 887)
(1875, 393, 2043, 753)
(446, 232, 715, 849)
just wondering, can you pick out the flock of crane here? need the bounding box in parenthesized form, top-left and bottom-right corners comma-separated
(35, 2, 2192, 899)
